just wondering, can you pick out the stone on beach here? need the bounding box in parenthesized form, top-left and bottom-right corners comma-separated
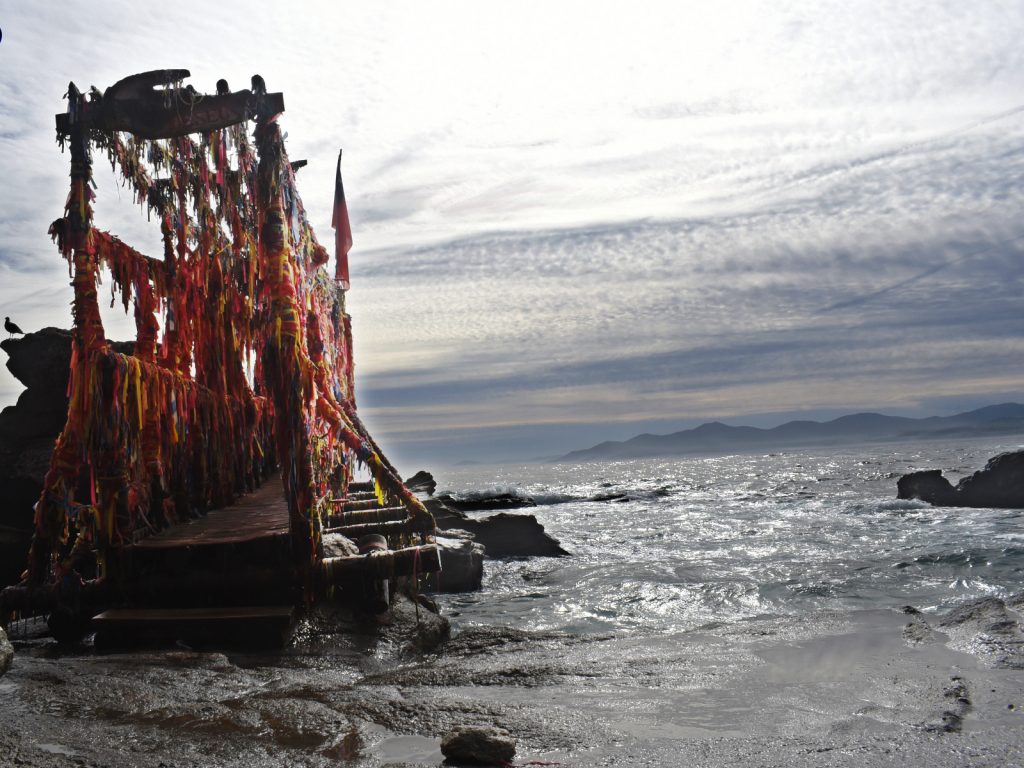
(440, 724, 516, 765)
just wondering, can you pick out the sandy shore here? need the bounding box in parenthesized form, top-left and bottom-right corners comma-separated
(1, 595, 1022, 767)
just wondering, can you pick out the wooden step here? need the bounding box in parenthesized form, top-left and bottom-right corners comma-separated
(320, 544, 441, 585)
(324, 506, 408, 528)
(93, 605, 295, 649)
(322, 517, 433, 539)
(333, 498, 383, 511)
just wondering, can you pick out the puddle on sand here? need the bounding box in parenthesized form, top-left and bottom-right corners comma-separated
(375, 735, 442, 764)
(36, 742, 77, 757)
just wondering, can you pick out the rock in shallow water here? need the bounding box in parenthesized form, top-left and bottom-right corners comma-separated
(436, 493, 536, 512)
(405, 470, 437, 496)
(425, 498, 569, 558)
(896, 469, 957, 505)
(896, 450, 1024, 508)
(457, 512, 569, 558)
(440, 724, 516, 765)
(955, 450, 1024, 507)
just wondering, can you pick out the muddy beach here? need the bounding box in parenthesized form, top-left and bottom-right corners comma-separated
(1, 593, 1022, 767)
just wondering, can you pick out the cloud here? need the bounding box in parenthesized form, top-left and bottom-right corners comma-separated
(0, 1, 1023, 466)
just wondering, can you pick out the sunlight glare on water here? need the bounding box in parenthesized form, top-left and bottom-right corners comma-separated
(433, 438, 1024, 635)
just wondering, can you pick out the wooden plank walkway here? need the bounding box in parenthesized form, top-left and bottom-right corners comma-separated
(133, 477, 290, 549)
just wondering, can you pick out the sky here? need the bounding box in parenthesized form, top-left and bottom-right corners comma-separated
(0, 1, 1022, 470)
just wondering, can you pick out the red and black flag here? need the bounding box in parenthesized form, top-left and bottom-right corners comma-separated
(332, 149, 353, 289)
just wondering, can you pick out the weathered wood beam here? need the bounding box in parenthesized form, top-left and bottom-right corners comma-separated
(334, 498, 383, 511)
(320, 544, 441, 586)
(324, 506, 409, 528)
(322, 518, 433, 539)
(55, 70, 285, 139)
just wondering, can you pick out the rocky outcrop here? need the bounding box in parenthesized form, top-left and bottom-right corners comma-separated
(424, 497, 568, 559)
(0, 328, 134, 586)
(896, 470, 958, 506)
(0, 328, 75, 586)
(436, 493, 537, 512)
(385, 592, 451, 653)
(440, 725, 516, 765)
(404, 470, 437, 496)
(433, 530, 485, 592)
(954, 451, 1024, 507)
(897, 451, 1024, 508)
(455, 512, 569, 558)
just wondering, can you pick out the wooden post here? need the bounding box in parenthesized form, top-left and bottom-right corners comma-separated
(254, 116, 317, 587)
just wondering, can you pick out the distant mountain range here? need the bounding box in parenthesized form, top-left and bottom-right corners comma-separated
(558, 403, 1024, 463)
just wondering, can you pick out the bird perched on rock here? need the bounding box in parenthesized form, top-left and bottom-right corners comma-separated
(4, 317, 24, 338)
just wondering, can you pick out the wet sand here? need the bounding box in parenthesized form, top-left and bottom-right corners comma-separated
(1, 595, 1022, 767)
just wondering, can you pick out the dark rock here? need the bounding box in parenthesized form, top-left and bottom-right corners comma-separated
(896, 469, 957, 505)
(0, 329, 76, 585)
(452, 513, 568, 559)
(896, 451, 1024, 508)
(937, 597, 1009, 628)
(955, 451, 1024, 508)
(0, 626, 11, 676)
(424, 496, 470, 527)
(432, 530, 485, 592)
(383, 592, 450, 653)
(0, 328, 134, 587)
(297, 590, 450, 653)
(436, 493, 536, 512)
(589, 491, 629, 502)
(405, 470, 437, 496)
(424, 498, 568, 559)
(1, 327, 73, 399)
(440, 725, 516, 765)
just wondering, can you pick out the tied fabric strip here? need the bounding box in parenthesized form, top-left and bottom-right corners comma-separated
(27, 80, 431, 592)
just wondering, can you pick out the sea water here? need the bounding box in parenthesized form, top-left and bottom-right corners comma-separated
(431, 437, 1024, 635)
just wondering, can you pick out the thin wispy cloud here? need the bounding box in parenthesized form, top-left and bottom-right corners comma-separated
(0, 1, 1022, 466)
